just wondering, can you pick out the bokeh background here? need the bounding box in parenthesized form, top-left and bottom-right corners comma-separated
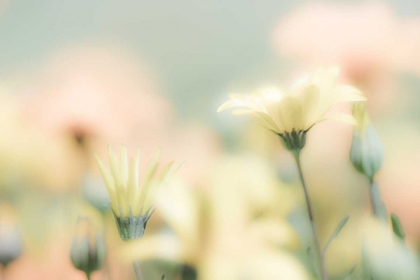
(1, 0, 420, 279)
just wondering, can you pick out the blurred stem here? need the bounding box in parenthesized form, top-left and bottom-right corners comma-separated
(368, 181, 387, 221)
(133, 261, 144, 280)
(369, 182, 380, 218)
(101, 212, 111, 280)
(86, 272, 91, 280)
(293, 151, 328, 280)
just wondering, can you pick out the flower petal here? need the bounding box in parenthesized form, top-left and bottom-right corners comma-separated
(334, 85, 366, 104)
(252, 111, 283, 134)
(316, 113, 357, 127)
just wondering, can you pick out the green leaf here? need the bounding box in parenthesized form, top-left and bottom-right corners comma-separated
(323, 215, 350, 255)
(391, 213, 405, 241)
(344, 265, 358, 280)
(361, 240, 372, 280)
(161, 273, 166, 280)
(307, 246, 321, 280)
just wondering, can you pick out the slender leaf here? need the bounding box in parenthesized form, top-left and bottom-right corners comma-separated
(344, 265, 358, 280)
(391, 213, 405, 241)
(323, 215, 350, 255)
(361, 240, 373, 280)
(307, 246, 321, 280)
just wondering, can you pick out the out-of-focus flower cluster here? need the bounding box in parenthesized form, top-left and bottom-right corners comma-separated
(0, 43, 222, 279)
(272, 1, 420, 115)
(123, 156, 309, 280)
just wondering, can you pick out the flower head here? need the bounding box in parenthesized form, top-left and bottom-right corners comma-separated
(218, 68, 365, 152)
(219, 68, 365, 135)
(95, 146, 180, 240)
(350, 102, 384, 182)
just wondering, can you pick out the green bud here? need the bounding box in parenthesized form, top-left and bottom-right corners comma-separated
(70, 218, 105, 277)
(350, 124, 384, 182)
(350, 103, 384, 182)
(0, 204, 22, 267)
(0, 225, 22, 267)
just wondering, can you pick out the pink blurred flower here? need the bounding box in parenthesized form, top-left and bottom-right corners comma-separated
(23, 43, 222, 191)
(0, 92, 83, 192)
(26, 43, 174, 157)
(272, 2, 420, 114)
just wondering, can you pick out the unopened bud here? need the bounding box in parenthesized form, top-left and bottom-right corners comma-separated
(0, 204, 22, 267)
(350, 103, 384, 182)
(70, 217, 105, 277)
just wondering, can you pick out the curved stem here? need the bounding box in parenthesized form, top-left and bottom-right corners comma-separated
(368, 181, 387, 222)
(369, 182, 379, 218)
(293, 151, 328, 280)
(101, 212, 111, 280)
(133, 261, 144, 280)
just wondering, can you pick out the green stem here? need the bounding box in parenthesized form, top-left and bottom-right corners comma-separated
(101, 212, 111, 280)
(133, 261, 144, 280)
(368, 181, 386, 221)
(369, 182, 379, 218)
(85, 272, 91, 280)
(293, 151, 328, 280)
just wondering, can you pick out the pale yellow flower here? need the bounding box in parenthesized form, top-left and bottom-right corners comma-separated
(218, 68, 365, 136)
(94, 146, 180, 218)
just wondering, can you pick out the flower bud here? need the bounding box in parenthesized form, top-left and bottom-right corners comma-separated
(0, 204, 22, 267)
(350, 103, 384, 182)
(70, 217, 105, 277)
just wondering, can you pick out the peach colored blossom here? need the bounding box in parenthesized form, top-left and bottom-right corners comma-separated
(0, 92, 83, 192)
(25, 43, 174, 160)
(272, 2, 420, 115)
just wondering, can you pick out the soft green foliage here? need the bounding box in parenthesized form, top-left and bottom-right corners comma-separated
(360, 241, 372, 280)
(344, 265, 358, 280)
(307, 246, 321, 280)
(391, 213, 405, 241)
(323, 215, 349, 255)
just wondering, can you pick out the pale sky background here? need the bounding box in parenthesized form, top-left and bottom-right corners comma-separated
(0, 0, 418, 121)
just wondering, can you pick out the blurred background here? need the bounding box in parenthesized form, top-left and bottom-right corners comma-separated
(1, 0, 420, 279)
